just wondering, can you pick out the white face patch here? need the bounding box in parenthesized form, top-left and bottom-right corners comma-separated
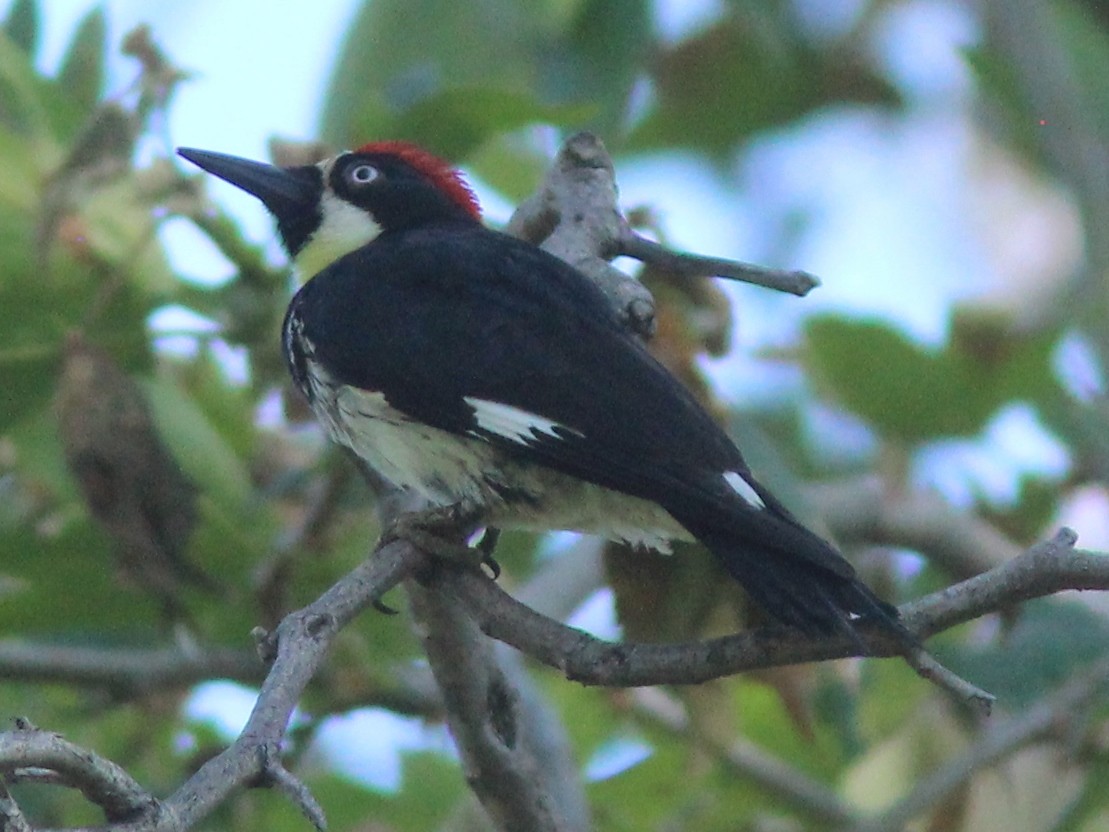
(464, 398, 581, 445)
(723, 471, 765, 509)
(294, 188, 383, 280)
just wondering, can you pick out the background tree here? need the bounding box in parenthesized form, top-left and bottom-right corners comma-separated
(2, 1, 1109, 830)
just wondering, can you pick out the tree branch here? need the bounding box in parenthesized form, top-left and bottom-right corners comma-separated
(0, 642, 260, 695)
(503, 131, 818, 342)
(57, 539, 428, 832)
(616, 232, 819, 296)
(505, 132, 657, 337)
(0, 721, 155, 824)
(407, 579, 579, 832)
(4, 481, 1023, 706)
(7, 519, 1104, 831)
(167, 539, 421, 800)
(810, 476, 1020, 578)
(442, 529, 1102, 690)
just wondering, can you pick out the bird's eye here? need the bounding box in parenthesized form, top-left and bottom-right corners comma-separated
(347, 164, 379, 185)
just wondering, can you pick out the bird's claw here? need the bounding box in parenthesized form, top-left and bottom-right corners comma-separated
(476, 527, 502, 579)
(381, 506, 501, 577)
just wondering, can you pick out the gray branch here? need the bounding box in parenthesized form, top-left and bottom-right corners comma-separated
(0, 642, 260, 694)
(0, 720, 156, 823)
(4, 539, 428, 832)
(505, 132, 657, 338)
(617, 232, 820, 296)
(811, 476, 1020, 578)
(504, 131, 819, 341)
(440, 529, 1101, 687)
(5, 522, 1106, 831)
(407, 580, 578, 832)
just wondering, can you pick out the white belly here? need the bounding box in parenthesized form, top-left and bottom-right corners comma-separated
(311, 379, 689, 550)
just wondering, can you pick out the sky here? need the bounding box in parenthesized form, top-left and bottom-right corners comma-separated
(21, 0, 1092, 789)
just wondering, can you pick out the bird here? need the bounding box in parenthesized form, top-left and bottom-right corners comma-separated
(177, 140, 907, 643)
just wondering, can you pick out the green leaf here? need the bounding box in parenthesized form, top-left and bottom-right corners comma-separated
(57, 6, 106, 115)
(805, 317, 967, 441)
(962, 1, 1109, 168)
(320, 0, 645, 151)
(391, 86, 594, 160)
(82, 183, 176, 298)
(627, 12, 901, 155)
(140, 377, 254, 509)
(0, 521, 165, 634)
(0, 126, 43, 207)
(804, 315, 1062, 443)
(173, 350, 258, 458)
(302, 752, 462, 830)
(320, 0, 540, 147)
(732, 677, 845, 778)
(1051, 756, 1109, 832)
(588, 731, 698, 828)
(0, 29, 56, 139)
(537, 0, 650, 138)
(3, 0, 37, 56)
(1053, 0, 1109, 139)
(962, 44, 1046, 167)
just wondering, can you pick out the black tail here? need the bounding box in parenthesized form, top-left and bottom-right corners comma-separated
(667, 497, 912, 648)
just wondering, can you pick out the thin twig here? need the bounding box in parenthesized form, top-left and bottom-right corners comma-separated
(618, 232, 820, 296)
(900, 528, 1087, 637)
(257, 744, 327, 832)
(904, 648, 996, 716)
(152, 539, 425, 832)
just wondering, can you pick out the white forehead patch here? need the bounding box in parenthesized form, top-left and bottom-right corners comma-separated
(293, 188, 383, 280)
(464, 398, 582, 445)
(723, 471, 765, 509)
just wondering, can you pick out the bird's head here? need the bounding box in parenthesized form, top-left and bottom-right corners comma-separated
(177, 142, 482, 278)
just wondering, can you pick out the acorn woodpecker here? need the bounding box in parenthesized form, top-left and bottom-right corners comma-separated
(177, 142, 904, 641)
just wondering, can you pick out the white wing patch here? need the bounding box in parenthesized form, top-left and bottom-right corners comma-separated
(464, 397, 581, 445)
(723, 470, 765, 509)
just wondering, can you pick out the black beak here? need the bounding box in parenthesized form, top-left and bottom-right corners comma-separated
(177, 147, 323, 255)
(178, 148, 320, 215)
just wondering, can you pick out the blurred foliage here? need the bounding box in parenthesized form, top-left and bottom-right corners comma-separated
(2, 1, 1109, 831)
(804, 312, 1065, 443)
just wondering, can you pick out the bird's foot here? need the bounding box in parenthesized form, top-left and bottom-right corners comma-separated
(381, 506, 501, 577)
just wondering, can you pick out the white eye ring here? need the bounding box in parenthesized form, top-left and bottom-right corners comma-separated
(348, 164, 378, 185)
